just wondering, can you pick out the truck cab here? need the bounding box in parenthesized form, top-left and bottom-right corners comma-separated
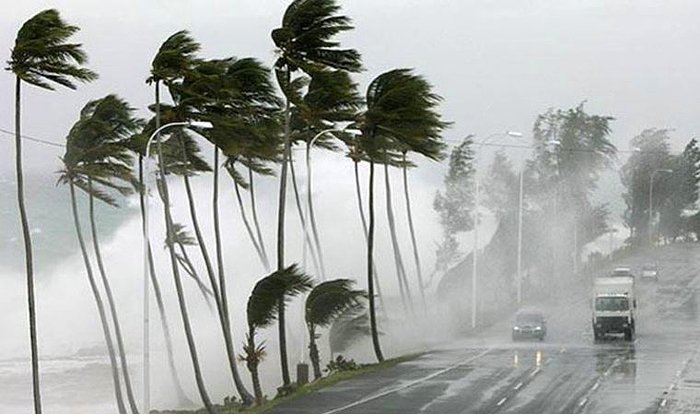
(592, 276, 636, 341)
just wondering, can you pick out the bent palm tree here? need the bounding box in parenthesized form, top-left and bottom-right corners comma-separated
(7, 10, 97, 413)
(355, 69, 448, 362)
(305, 279, 365, 379)
(149, 30, 217, 413)
(272, 0, 362, 386)
(242, 264, 313, 404)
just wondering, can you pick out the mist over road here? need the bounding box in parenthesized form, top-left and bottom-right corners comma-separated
(269, 244, 700, 414)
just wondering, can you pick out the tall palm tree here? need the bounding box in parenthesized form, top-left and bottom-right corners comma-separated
(173, 56, 282, 405)
(271, 0, 361, 386)
(305, 279, 365, 379)
(74, 96, 143, 414)
(7, 11, 97, 413)
(59, 96, 139, 414)
(242, 264, 313, 404)
(149, 31, 217, 413)
(356, 69, 448, 362)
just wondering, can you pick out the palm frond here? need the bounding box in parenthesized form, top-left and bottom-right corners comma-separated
(9, 9, 97, 89)
(305, 279, 366, 327)
(247, 264, 314, 329)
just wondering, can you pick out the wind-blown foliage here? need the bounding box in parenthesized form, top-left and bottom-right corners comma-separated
(8, 11, 97, 413)
(305, 279, 366, 379)
(272, 0, 362, 387)
(243, 264, 313, 404)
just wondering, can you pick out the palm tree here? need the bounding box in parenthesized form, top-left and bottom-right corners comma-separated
(305, 279, 365, 379)
(242, 264, 313, 404)
(59, 96, 139, 414)
(149, 31, 217, 413)
(74, 96, 143, 414)
(271, 0, 362, 386)
(172, 56, 282, 405)
(355, 69, 448, 362)
(7, 10, 97, 413)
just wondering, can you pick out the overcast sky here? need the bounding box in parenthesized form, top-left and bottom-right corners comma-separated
(1, 0, 699, 176)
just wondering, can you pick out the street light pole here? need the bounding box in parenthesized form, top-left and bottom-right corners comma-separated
(142, 120, 212, 414)
(648, 168, 673, 245)
(516, 169, 524, 305)
(471, 131, 522, 329)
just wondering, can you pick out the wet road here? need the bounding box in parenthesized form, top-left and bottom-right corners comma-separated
(270, 245, 700, 414)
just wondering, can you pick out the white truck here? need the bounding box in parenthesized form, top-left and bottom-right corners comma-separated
(592, 276, 637, 341)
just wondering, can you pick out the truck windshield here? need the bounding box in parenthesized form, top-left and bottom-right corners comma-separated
(596, 297, 629, 311)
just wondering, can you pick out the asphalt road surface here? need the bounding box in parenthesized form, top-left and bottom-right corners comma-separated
(269, 245, 700, 414)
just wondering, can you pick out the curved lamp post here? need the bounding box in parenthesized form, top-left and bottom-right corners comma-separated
(142, 120, 212, 413)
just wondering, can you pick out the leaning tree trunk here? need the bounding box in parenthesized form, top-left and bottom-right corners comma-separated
(248, 167, 270, 270)
(69, 182, 127, 414)
(289, 157, 322, 277)
(87, 184, 140, 414)
(212, 148, 255, 405)
(276, 69, 292, 386)
(353, 159, 386, 313)
(383, 157, 413, 313)
(155, 81, 216, 414)
(401, 153, 427, 312)
(138, 156, 191, 406)
(304, 142, 326, 280)
(245, 328, 264, 405)
(308, 326, 322, 380)
(233, 177, 267, 270)
(367, 158, 384, 362)
(15, 77, 42, 414)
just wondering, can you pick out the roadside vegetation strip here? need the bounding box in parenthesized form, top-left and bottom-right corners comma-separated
(318, 348, 493, 414)
(153, 354, 420, 414)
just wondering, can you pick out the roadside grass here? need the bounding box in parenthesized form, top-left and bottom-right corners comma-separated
(153, 353, 420, 414)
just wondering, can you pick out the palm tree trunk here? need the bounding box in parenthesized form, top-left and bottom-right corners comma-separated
(155, 81, 216, 414)
(308, 326, 322, 380)
(248, 167, 270, 270)
(232, 176, 267, 270)
(367, 158, 384, 362)
(138, 156, 191, 406)
(69, 182, 127, 414)
(15, 77, 42, 414)
(246, 328, 264, 405)
(212, 148, 254, 405)
(304, 143, 326, 280)
(353, 160, 386, 313)
(277, 69, 292, 386)
(383, 158, 413, 313)
(289, 157, 322, 277)
(87, 183, 140, 414)
(401, 153, 427, 312)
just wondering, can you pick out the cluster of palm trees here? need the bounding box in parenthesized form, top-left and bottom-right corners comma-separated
(8, 1, 447, 413)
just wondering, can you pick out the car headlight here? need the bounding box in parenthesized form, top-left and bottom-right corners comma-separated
(513, 326, 520, 330)
(535, 326, 542, 330)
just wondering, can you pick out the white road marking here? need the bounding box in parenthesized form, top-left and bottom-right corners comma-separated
(591, 382, 600, 391)
(496, 397, 507, 406)
(319, 348, 493, 414)
(529, 367, 541, 378)
(514, 382, 523, 390)
(660, 398, 667, 407)
(578, 397, 588, 407)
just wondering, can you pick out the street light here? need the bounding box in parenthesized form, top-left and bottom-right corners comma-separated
(142, 120, 212, 413)
(648, 168, 673, 245)
(471, 130, 522, 329)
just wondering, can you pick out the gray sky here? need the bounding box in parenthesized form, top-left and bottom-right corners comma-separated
(1, 0, 699, 176)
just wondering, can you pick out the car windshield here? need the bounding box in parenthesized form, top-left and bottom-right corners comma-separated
(516, 313, 543, 324)
(596, 297, 629, 311)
